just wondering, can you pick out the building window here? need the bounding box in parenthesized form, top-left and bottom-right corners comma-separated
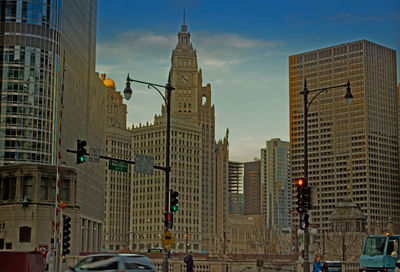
(50, 178, 56, 201)
(61, 179, 70, 201)
(19, 226, 31, 243)
(23, 176, 33, 199)
(0, 177, 16, 200)
(40, 177, 48, 200)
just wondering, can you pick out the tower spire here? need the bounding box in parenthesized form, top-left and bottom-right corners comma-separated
(177, 8, 190, 47)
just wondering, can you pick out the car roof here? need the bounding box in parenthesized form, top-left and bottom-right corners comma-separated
(84, 253, 146, 257)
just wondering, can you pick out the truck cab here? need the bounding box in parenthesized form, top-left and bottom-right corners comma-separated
(359, 234, 400, 272)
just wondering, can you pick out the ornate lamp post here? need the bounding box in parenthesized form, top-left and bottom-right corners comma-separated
(124, 73, 174, 272)
(300, 79, 352, 272)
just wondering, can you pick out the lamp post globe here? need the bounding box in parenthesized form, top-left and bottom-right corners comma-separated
(124, 81, 133, 100)
(344, 80, 353, 105)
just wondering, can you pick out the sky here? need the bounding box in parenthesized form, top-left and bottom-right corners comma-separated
(96, 0, 400, 162)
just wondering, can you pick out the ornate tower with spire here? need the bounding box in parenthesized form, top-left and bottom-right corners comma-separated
(169, 15, 225, 252)
(170, 14, 199, 123)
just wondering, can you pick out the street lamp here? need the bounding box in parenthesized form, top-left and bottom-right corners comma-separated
(124, 73, 174, 272)
(300, 78, 352, 272)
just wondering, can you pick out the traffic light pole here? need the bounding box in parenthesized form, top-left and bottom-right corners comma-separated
(301, 81, 310, 272)
(300, 79, 352, 272)
(69, 74, 176, 271)
(162, 79, 172, 272)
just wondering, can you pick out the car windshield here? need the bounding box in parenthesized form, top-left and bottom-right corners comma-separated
(124, 256, 155, 270)
(363, 237, 386, 256)
(75, 256, 119, 270)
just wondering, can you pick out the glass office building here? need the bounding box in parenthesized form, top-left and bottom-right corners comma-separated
(0, 0, 106, 253)
(0, 0, 62, 164)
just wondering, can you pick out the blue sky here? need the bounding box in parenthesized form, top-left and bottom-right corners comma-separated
(96, 0, 400, 161)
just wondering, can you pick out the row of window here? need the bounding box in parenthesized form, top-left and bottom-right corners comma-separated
(1, 0, 58, 27)
(0, 176, 70, 201)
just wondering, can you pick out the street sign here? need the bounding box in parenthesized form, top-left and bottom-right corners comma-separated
(89, 148, 100, 162)
(108, 161, 129, 172)
(134, 154, 154, 175)
(161, 230, 175, 250)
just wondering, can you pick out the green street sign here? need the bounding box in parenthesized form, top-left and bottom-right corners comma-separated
(108, 161, 129, 172)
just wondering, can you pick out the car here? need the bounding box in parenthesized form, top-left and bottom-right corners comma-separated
(65, 253, 156, 271)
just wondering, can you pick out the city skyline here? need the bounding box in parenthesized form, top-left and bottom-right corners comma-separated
(96, 0, 400, 161)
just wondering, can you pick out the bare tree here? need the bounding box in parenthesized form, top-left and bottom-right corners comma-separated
(252, 216, 291, 255)
(324, 231, 364, 262)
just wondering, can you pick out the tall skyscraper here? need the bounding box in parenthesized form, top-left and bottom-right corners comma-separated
(261, 138, 290, 229)
(129, 19, 228, 253)
(243, 160, 261, 215)
(101, 74, 131, 252)
(169, 18, 224, 252)
(0, 0, 106, 253)
(289, 40, 400, 234)
(228, 161, 244, 214)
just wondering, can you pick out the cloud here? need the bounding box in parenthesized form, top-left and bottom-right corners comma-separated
(201, 57, 242, 71)
(97, 29, 285, 78)
(192, 32, 284, 72)
(97, 31, 176, 61)
(329, 12, 384, 24)
(228, 136, 264, 162)
(198, 33, 284, 49)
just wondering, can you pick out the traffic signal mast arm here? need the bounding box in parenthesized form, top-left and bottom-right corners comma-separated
(67, 146, 169, 172)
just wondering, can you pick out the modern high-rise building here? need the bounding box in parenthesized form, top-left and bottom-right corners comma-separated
(289, 40, 400, 234)
(261, 138, 290, 229)
(129, 19, 229, 253)
(228, 161, 244, 215)
(243, 160, 261, 215)
(0, 0, 106, 253)
(101, 74, 132, 252)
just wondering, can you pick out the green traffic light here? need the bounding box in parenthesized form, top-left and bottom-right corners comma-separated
(172, 205, 178, 212)
(79, 156, 86, 163)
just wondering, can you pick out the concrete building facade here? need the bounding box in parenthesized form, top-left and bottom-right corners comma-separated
(289, 40, 400, 234)
(215, 130, 229, 249)
(130, 115, 202, 252)
(261, 138, 290, 229)
(243, 160, 261, 215)
(169, 19, 222, 252)
(101, 74, 132, 252)
(0, 164, 81, 253)
(128, 20, 229, 253)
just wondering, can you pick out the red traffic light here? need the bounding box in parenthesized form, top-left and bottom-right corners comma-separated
(296, 178, 304, 186)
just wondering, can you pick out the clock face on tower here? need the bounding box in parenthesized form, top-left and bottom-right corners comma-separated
(179, 73, 191, 86)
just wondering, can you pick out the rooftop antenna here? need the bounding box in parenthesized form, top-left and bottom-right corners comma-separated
(183, 8, 186, 25)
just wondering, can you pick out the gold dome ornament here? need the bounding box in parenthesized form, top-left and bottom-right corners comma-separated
(100, 73, 116, 88)
(103, 78, 115, 88)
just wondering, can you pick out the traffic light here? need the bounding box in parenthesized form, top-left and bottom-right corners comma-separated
(296, 178, 306, 214)
(76, 140, 87, 164)
(303, 186, 312, 211)
(62, 214, 71, 256)
(170, 190, 179, 213)
(164, 212, 173, 229)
